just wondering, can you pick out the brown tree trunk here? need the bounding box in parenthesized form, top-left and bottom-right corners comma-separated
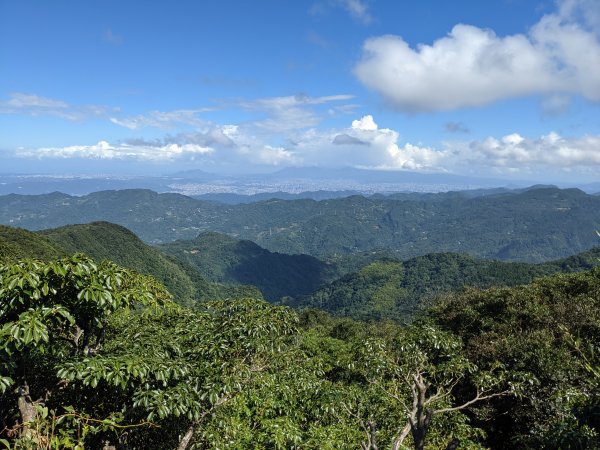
(177, 422, 197, 450)
(17, 382, 39, 440)
(411, 408, 432, 450)
(410, 375, 433, 450)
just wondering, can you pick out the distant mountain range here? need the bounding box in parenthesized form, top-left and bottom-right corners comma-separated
(1, 186, 599, 262)
(3, 167, 599, 197)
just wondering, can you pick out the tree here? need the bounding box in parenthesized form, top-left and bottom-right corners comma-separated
(57, 297, 300, 449)
(430, 269, 600, 447)
(354, 325, 520, 450)
(0, 254, 169, 446)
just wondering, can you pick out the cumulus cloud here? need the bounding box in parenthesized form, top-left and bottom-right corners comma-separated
(0, 92, 113, 121)
(13, 110, 600, 178)
(354, 0, 600, 111)
(351, 114, 378, 131)
(256, 146, 299, 166)
(285, 115, 445, 170)
(467, 132, 600, 169)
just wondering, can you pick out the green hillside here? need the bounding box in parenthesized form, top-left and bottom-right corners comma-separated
(0, 225, 65, 262)
(290, 249, 600, 321)
(0, 222, 260, 305)
(159, 231, 338, 301)
(40, 221, 261, 304)
(1, 187, 599, 262)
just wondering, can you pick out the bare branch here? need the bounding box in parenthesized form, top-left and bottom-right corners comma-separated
(433, 388, 512, 415)
(391, 422, 411, 450)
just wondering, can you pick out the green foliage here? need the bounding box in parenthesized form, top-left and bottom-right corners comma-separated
(431, 268, 600, 448)
(2, 251, 600, 449)
(0, 225, 65, 264)
(0, 254, 169, 447)
(350, 324, 519, 449)
(50, 298, 302, 448)
(159, 231, 339, 301)
(40, 221, 253, 305)
(290, 250, 600, 322)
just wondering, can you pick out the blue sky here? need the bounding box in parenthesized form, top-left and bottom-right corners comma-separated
(1, 0, 599, 183)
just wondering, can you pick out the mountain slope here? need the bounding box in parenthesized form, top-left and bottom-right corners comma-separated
(39, 221, 262, 304)
(0, 225, 65, 263)
(290, 249, 600, 321)
(159, 231, 338, 301)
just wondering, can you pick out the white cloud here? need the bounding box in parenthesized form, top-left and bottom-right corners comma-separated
(13, 111, 600, 179)
(241, 93, 354, 131)
(351, 114, 378, 131)
(341, 0, 373, 25)
(0, 92, 113, 121)
(5, 92, 68, 109)
(284, 115, 444, 170)
(559, 0, 600, 30)
(354, 0, 600, 111)
(110, 108, 213, 130)
(467, 132, 600, 169)
(17, 140, 214, 161)
(257, 146, 299, 166)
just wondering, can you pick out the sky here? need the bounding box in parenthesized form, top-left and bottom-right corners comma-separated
(1, 0, 599, 183)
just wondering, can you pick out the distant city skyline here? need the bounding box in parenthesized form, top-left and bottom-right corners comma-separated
(1, 0, 600, 183)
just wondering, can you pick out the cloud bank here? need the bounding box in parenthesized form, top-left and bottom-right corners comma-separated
(15, 114, 600, 182)
(17, 140, 214, 161)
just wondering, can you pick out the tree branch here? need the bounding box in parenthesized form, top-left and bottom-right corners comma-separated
(433, 388, 512, 415)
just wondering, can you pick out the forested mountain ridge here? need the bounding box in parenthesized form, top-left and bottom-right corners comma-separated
(0, 225, 66, 262)
(159, 231, 338, 301)
(160, 229, 600, 308)
(0, 221, 260, 305)
(3, 220, 599, 317)
(288, 248, 600, 321)
(1, 186, 599, 262)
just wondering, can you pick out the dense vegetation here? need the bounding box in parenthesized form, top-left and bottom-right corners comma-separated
(1, 187, 600, 448)
(3, 222, 599, 320)
(0, 226, 65, 263)
(290, 249, 600, 321)
(1, 187, 600, 262)
(1, 222, 261, 306)
(159, 231, 338, 301)
(1, 254, 599, 449)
